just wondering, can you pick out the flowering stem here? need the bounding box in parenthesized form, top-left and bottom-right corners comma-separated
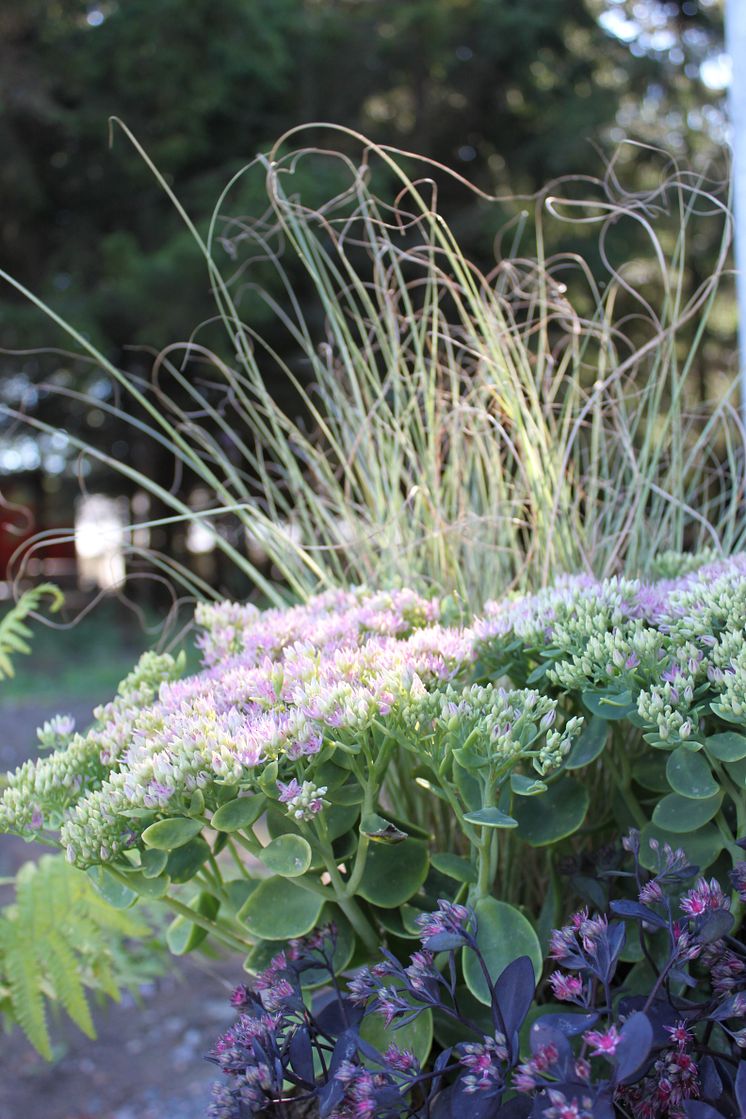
(313, 814, 379, 951)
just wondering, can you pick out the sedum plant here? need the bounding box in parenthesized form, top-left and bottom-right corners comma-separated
(4, 553, 746, 1005)
(473, 551, 746, 888)
(0, 586, 580, 997)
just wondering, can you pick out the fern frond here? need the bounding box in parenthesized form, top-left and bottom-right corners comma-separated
(0, 584, 64, 681)
(0, 856, 153, 1056)
(0, 918, 52, 1058)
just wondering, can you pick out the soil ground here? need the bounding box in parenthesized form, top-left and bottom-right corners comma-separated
(0, 697, 236, 1119)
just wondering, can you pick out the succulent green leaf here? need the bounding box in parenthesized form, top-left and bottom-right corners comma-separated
(360, 985, 433, 1064)
(259, 835, 313, 878)
(139, 848, 169, 879)
(238, 877, 324, 940)
(453, 761, 482, 812)
(581, 689, 635, 720)
(360, 813, 407, 843)
(123, 871, 170, 899)
(86, 866, 137, 909)
(141, 817, 203, 851)
(666, 747, 718, 799)
(243, 907, 354, 988)
(358, 839, 429, 908)
(565, 715, 608, 769)
(631, 753, 669, 792)
(165, 837, 211, 883)
(513, 777, 589, 846)
(166, 892, 219, 955)
(652, 791, 722, 833)
(463, 806, 518, 828)
(462, 897, 541, 1005)
(430, 853, 478, 884)
(211, 796, 266, 832)
(706, 732, 746, 763)
(639, 822, 723, 871)
(510, 774, 548, 796)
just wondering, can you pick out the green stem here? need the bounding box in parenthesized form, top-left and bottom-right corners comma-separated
(612, 741, 647, 828)
(161, 894, 251, 954)
(225, 837, 251, 878)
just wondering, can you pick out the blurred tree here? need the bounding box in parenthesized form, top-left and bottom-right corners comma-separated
(0, 0, 732, 592)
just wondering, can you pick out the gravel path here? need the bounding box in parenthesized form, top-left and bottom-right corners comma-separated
(0, 696, 237, 1119)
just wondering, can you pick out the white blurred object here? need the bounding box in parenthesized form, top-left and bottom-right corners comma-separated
(74, 494, 127, 590)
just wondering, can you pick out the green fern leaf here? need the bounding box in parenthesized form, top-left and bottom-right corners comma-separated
(41, 932, 95, 1039)
(0, 856, 154, 1057)
(0, 918, 51, 1058)
(0, 583, 64, 682)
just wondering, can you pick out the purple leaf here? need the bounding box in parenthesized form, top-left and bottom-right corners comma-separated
(533, 1011, 600, 1036)
(529, 1022, 573, 1078)
(613, 1012, 653, 1083)
(609, 899, 667, 926)
(288, 1025, 314, 1084)
(682, 1103, 727, 1119)
(735, 1060, 746, 1116)
(699, 1056, 723, 1104)
(493, 955, 536, 1045)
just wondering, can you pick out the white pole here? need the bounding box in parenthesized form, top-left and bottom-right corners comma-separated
(726, 0, 746, 425)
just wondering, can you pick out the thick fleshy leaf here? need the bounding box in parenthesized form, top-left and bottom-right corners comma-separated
(695, 909, 734, 945)
(582, 689, 635, 720)
(375, 906, 422, 940)
(243, 907, 354, 989)
(666, 747, 718, 800)
(652, 792, 722, 833)
(513, 777, 589, 846)
(453, 761, 482, 811)
(639, 822, 722, 872)
(238, 876, 324, 939)
(140, 848, 168, 879)
(86, 866, 137, 909)
(463, 898, 542, 1005)
(565, 715, 608, 770)
(166, 891, 219, 955)
(632, 753, 669, 792)
(463, 806, 518, 829)
(141, 816, 203, 851)
(360, 813, 407, 843)
(726, 758, 746, 788)
(430, 853, 478, 884)
(123, 870, 171, 899)
(510, 774, 547, 796)
(706, 732, 746, 762)
(330, 783, 365, 806)
(699, 1055, 723, 1103)
(357, 839, 429, 908)
(223, 877, 260, 916)
(360, 991, 433, 1064)
(165, 836, 210, 883)
(211, 796, 265, 832)
(259, 834, 313, 877)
